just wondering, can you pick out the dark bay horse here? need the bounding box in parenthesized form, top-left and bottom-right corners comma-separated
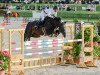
(24, 17, 66, 41)
(11, 12, 20, 17)
(4, 12, 20, 18)
(0, 10, 20, 18)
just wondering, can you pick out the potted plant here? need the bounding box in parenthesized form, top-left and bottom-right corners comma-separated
(0, 51, 10, 75)
(93, 35, 100, 45)
(73, 31, 82, 64)
(84, 27, 94, 47)
(87, 23, 100, 46)
(85, 23, 100, 47)
(84, 28, 91, 43)
(73, 43, 81, 64)
(63, 50, 70, 63)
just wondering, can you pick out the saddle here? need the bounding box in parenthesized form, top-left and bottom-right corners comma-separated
(31, 20, 44, 29)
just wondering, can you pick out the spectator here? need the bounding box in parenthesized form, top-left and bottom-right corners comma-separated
(90, 3, 96, 11)
(86, 4, 91, 11)
(6, 3, 13, 16)
(12, 0, 19, 2)
(94, 0, 100, 4)
(64, 4, 68, 10)
(36, 0, 39, 3)
(16, 5, 20, 10)
(2, 0, 10, 3)
(24, 0, 29, 4)
(75, 0, 82, 4)
(67, 6, 72, 11)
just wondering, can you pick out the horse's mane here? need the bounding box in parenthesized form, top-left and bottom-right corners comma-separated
(54, 17, 61, 22)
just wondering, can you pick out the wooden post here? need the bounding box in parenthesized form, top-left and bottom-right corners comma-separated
(8, 29, 24, 75)
(76, 25, 87, 68)
(8, 30, 12, 75)
(61, 24, 74, 65)
(0, 28, 4, 51)
(77, 25, 96, 68)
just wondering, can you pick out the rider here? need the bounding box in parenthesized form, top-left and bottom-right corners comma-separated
(33, 6, 58, 29)
(40, 6, 58, 21)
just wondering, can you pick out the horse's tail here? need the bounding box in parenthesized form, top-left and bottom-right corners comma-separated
(24, 22, 33, 41)
(24, 22, 30, 41)
(59, 23, 66, 38)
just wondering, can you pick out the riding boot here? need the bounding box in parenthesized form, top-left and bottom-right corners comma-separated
(40, 20, 44, 25)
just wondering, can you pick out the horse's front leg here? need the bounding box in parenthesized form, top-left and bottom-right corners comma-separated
(28, 38, 30, 41)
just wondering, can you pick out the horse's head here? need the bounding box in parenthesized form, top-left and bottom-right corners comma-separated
(46, 17, 66, 38)
(53, 17, 66, 37)
(56, 22, 66, 38)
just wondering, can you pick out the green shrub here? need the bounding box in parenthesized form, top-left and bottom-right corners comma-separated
(94, 46, 100, 58)
(73, 43, 81, 58)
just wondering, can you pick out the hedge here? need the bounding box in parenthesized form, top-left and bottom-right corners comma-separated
(1, 10, 100, 20)
(12, 10, 32, 17)
(0, 9, 100, 20)
(58, 11, 100, 20)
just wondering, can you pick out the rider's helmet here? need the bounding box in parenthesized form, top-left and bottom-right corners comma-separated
(53, 6, 58, 12)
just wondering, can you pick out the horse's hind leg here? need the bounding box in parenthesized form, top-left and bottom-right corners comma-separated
(24, 35, 27, 41)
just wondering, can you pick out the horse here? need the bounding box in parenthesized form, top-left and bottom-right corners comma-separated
(11, 12, 20, 17)
(24, 16, 66, 41)
(3, 11, 20, 18)
(0, 10, 20, 18)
